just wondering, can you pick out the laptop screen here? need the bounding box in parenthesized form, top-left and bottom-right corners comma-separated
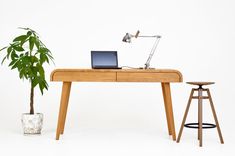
(91, 51, 118, 69)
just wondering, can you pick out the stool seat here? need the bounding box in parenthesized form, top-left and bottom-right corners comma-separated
(187, 82, 215, 86)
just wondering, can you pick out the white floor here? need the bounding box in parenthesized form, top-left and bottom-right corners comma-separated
(1, 83, 235, 156)
(0, 120, 234, 156)
(1, 79, 234, 154)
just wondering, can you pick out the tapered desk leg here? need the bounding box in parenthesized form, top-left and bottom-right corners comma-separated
(161, 83, 176, 141)
(60, 83, 72, 134)
(161, 83, 172, 136)
(56, 82, 72, 140)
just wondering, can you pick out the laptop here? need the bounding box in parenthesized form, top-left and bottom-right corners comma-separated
(91, 51, 122, 69)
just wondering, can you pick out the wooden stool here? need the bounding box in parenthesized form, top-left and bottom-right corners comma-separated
(176, 82, 224, 147)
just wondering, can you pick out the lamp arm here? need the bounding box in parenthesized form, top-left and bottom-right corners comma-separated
(138, 35, 160, 38)
(144, 36, 161, 69)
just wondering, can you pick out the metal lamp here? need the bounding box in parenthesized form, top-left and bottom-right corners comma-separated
(122, 30, 161, 69)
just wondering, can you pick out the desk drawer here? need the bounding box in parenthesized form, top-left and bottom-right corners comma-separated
(117, 72, 180, 82)
(52, 71, 116, 82)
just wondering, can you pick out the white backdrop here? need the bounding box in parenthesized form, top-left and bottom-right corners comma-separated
(0, 0, 235, 155)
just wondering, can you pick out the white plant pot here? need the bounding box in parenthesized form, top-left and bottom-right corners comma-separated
(21, 113, 43, 134)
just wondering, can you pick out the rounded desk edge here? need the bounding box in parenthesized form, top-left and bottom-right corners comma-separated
(50, 69, 183, 82)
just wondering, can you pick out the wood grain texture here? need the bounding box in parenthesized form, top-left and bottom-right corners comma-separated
(60, 83, 72, 135)
(56, 82, 72, 140)
(161, 83, 176, 140)
(161, 83, 172, 136)
(117, 72, 180, 82)
(51, 69, 183, 82)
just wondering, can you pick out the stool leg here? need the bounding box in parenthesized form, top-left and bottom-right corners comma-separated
(198, 98, 200, 140)
(206, 89, 224, 144)
(177, 89, 194, 143)
(198, 89, 203, 147)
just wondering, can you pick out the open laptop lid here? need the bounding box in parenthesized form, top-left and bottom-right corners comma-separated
(91, 51, 120, 69)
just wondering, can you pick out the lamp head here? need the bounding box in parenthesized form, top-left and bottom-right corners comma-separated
(122, 33, 133, 43)
(122, 30, 140, 43)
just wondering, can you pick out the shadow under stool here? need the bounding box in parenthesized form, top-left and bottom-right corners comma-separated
(176, 82, 224, 147)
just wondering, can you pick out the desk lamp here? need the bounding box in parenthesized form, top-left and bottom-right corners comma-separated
(122, 30, 161, 69)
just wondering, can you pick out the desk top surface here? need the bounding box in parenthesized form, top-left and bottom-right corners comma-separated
(51, 68, 181, 72)
(51, 68, 183, 82)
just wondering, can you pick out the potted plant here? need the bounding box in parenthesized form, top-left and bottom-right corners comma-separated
(0, 27, 54, 134)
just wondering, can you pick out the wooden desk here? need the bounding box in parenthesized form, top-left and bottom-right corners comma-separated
(51, 69, 183, 140)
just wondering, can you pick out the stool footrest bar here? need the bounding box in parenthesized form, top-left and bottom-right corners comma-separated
(184, 123, 216, 129)
(192, 96, 209, 99)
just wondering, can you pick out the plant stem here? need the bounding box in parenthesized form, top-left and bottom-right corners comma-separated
(30, 82, 34, 114)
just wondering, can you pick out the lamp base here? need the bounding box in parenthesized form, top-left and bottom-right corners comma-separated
(138, 67, 155, 70)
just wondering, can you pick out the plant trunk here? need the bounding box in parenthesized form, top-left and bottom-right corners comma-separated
(30, 82, 34, 114)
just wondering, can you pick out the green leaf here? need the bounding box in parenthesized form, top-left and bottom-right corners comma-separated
(38, 64, 45, 78)
(43, 80, 49, 90)
(21, 56, 30, 66)
(20, 38, 29, 47)
(32, 78, 38, 88)
(8, 59, 18, 66)
(34, 37, 40, 49)
(39, 81, 44, 95)
(10, 51, 18, 60)
(47, 53, 53, 58)
(13, 35, 28, 42)
(40, 53, 46, 64)
(1, 56, 7, 65)
(19, 69, 25, 79)
(18, 27, 30, 31)
(26, 68, 32, 77)
(29, 36, 35, 52)
(23, 73, 28, 79)
(13, 46, 24, 52)
(6, 46, 13, 59)
(38, 47, 49, 53)
(32, 56, 38, 63)
(18, 64, 23, 70)
(27, 31, 32, 36)
(7, 49, 15, 59)
(0, 46, 7, 51)
(11, 61, 18, 70)
(31, 66, 38, 75)
(7, 46, 12, 53)
(45, 56, 49, 63)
